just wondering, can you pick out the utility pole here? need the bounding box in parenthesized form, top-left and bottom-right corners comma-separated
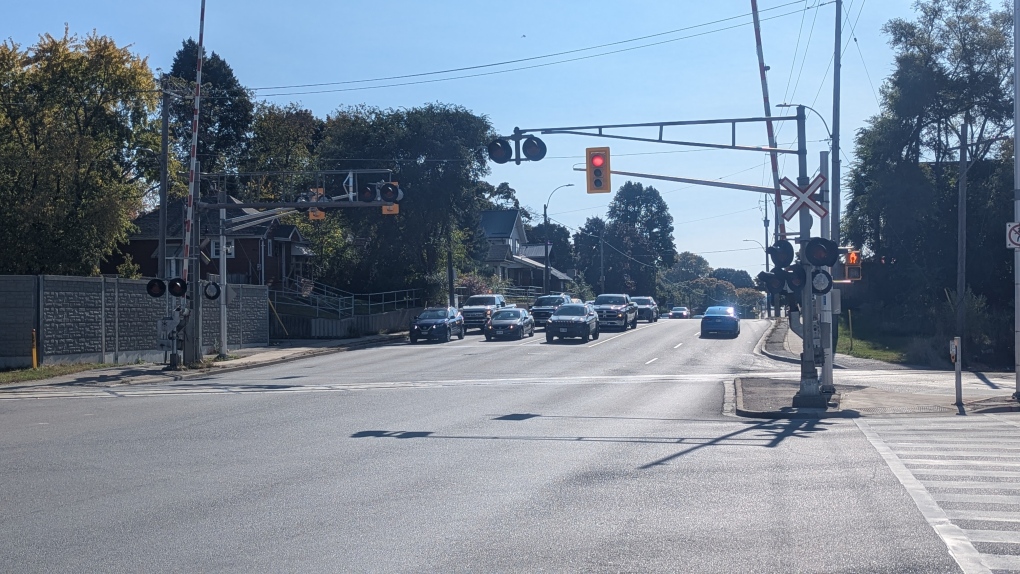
(831, 0, 842, 252)
(1013, 0, 1020, 401)
(543, 204, 550, 295)
(158, 78, 169, 280)
(599, 224, 605, 295)
(218, 183, 227, 359)
(763, 217, 771, 317)
(957, 119, 968, 368)
(750, 0, 786, 251)
(447, 231, 455, 308)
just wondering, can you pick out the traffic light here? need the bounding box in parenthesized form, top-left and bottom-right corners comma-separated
(846, 250, 862, 280)
(586, 147, 611, 193)
(358, 184, 378, 203)
(803, 237, 839, 267)
(767, 239, 794, 269)
(757, 271, 785, 294)
(487, 139, 512, 164)
(521, 136, 547, 161)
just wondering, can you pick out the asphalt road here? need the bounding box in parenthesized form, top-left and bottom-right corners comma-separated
(1, 318, 964, 573)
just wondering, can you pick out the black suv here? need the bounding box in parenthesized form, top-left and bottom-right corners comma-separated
(632, 296, 659, 323)
(530, 293, 572, 327)
(592, 294, 638, 330)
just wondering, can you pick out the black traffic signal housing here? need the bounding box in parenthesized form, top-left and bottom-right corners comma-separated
(521, 136, 547, 161)
(757, 271, 785, 294)
(767, 240, 794, 269)
(803, 237, 840, 267)
(379, 182, 403, 203)
(586, 147, 611, 193)
(168, 278, 188, 298)
(785, 265, 807, 292)
(146, 279, 166, 298)
(358, 184, 378, 203)
(487, 139, 512, 164)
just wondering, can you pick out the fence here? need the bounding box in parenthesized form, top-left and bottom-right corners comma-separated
(0, 275, 269, 369)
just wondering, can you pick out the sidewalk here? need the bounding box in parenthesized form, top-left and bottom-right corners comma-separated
(742, 317, 1020, 418)
(0, 333, 407, 392)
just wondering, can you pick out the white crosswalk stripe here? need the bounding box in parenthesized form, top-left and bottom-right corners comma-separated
(859, 414, 1020, 574)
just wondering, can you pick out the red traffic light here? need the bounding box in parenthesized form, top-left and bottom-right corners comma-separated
(591, 154, 605, 168)
(487, 139, 512, 164)
(146, 279, 166, 298)
(846, 250, 860, 265)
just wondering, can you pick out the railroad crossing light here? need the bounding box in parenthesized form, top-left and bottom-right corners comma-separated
(586, 147, 611, 193)
(167, 278, 188, 298)
(803, 237, 839, 267)
(846, 250, 862, 280)
(146, 279, 166, 298)
(487, 139, 513, 164)
(358, 184, 378, 203)
(521, 136, 547, 161)
(785, 265, 807, 292)
(767, 240, 794, 269)
(757, 271, 784, 294)
(379, 182, 403, 203)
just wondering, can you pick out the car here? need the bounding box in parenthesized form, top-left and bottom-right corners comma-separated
(546, 303, 600, 343)
(529, 293, 572, 327)
(485, 308, 535, 340)
(700, 306, 740, 338)
(410, 306, 465, 343)
(632, 297, 660, 322)
(592, 293, 638, 330)
(669, 306, 691, 319)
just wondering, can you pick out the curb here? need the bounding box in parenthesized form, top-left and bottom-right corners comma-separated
(753, 319, 802, 366)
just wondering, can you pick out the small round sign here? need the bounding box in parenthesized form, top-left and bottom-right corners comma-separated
(811, 269, 833, 295)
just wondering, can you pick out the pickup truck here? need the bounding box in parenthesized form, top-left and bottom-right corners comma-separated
(460, 294, 515, 331)
(529, 293, 573, 327)
(592, 293, 638, 329)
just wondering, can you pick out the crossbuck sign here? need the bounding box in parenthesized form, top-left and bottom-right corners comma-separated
(781, 175, 827, 221)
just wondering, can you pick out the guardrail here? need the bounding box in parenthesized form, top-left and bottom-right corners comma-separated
(270, 285, 423, 319)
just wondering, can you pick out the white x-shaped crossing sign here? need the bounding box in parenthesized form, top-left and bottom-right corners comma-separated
(781, 175, 827, 221)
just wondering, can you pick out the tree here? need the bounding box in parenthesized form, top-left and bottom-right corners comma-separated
(665, 251, 711, 284)
(240, 102, 323, 201)
(736, 287, 764, 317)
(602, 181, 677, 295)
(711, 268, 754, 289)
(687, 277, 737, 313)
(168, 39, 253, 174)
(0, 30, 158, 275)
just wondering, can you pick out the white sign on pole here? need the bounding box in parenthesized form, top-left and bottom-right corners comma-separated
(781, 175, 828, 221)
(1007, 222, 1020, 249)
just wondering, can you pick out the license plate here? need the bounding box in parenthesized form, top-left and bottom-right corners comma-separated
(559, 328, 568, 333)
(496, 330, 504, 335)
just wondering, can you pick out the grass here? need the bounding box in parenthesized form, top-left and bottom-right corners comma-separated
(835, 320, 909, 363)
(0, 363, 108, 385)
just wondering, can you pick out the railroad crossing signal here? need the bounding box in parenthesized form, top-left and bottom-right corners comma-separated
(781, 175, 827, 221)
(309, 187, 325, 220)
(586, 147, 611, 193)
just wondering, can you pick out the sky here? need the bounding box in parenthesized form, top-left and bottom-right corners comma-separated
(5, 0, 916, 275)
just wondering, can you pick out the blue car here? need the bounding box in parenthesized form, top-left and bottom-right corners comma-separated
(700, 306, 740, 338)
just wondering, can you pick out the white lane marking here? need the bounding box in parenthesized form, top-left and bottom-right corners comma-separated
(585, 321, 663, 348)
(645, 358, 658, 365)
(673, 342, 684, 349)
(855, 419, 990, 574)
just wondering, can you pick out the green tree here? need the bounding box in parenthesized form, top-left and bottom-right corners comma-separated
(687, 277, 737, 313)
(711, 268, 754, 289)
(240, 102, 323, 201)
(736, 287, 764, 317)
(603, 181, 677, 296)
(0, 30, 158, 275)
(665, 251, 712, 283)
(168, 39, 253, 174)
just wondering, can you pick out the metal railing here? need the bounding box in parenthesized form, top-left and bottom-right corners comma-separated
(270, 278, 423, 319)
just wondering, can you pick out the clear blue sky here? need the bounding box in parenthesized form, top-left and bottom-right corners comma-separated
(7, 0, 914, 275)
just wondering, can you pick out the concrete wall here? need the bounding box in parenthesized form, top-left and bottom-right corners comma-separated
(270, 307, 421, 340)
(0, 275, 269, 367)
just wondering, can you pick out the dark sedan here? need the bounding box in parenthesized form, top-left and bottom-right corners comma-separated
(484, 308, 535, 340)
(700, 306, 740, 338)
(669, 306, 690, 319)
(632, 296, 659, 322)
(546, 303, 600, 343)
(410, 307, 465, 343)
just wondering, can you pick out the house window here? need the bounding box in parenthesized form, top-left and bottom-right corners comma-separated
(211, 239, 235, 259)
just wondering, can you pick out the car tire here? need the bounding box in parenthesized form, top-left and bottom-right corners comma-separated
(592, 326, 600, 340)
(458, 324, 465, 340)
(518, 327, 524, 340)
(444, 329, 452, 343)
(581, 330, 590, 343)
(546, 333, 554, 344)
(631, 317, 638, 329)
(485, 333, 491, 341)
(529, 325, 535, 337)
(410, 335, 418, 344)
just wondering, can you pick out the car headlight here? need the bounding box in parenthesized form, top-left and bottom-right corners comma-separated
(617, 313, 623, 318)
(508, 325, 515, 329)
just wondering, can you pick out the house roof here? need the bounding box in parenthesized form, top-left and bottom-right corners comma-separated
(485, 244, 512, 263)
(480, 210, 527, 243)
(519, 244, 549, 260)
(511, 255, 571, 281)
(130, 197, 297, 242)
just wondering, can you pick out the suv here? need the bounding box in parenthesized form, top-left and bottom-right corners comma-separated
(632, 296, 659, 323)
(592, 294, 638, 329)
(529, 293, 572, 327)
(460, 294, 514, 331)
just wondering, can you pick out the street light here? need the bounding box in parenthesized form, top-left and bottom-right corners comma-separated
(776, 103, 832, 141)
(544, 183, 574, 294)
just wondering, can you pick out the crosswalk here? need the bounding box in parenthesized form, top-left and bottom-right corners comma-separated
(858, 415, 1020, 574)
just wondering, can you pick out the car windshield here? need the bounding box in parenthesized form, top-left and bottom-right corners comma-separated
(632, 298, 653, 305)
(465, 296, 496, 306)
(672, 307, 688, 312)
(705, 306, 736, 316)
(492, 310, 521, 320)
(418, 309, 447, 320)
(594, 295, 626, 305)
(533, 296, 564, 306)
(552, 305, 586, 317)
